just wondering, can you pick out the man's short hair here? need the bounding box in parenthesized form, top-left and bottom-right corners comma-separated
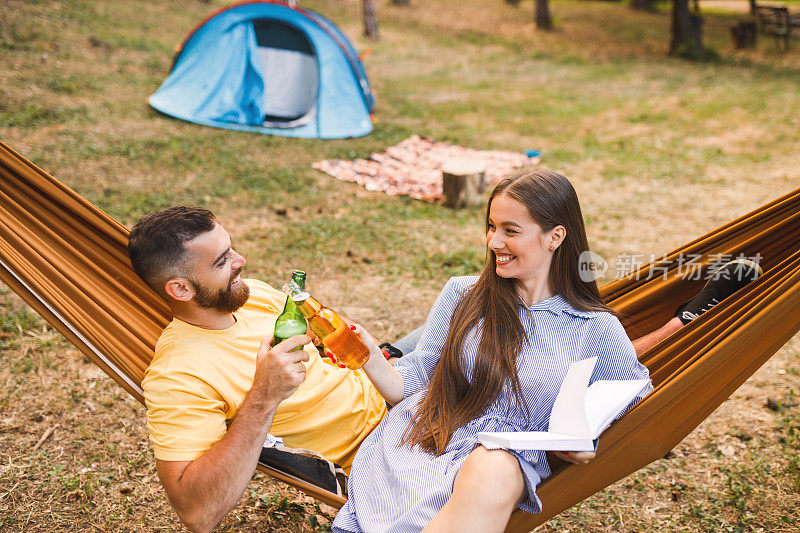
(128, 206, 217, 296)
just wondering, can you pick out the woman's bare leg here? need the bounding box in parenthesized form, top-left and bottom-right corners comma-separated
(631, 317, 683, 356)
(423, 446, 525, 533)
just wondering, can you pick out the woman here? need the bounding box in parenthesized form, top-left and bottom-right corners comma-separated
(333, 169, 652, 533)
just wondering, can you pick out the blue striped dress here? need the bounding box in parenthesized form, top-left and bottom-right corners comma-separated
(332, 276, 652, 533)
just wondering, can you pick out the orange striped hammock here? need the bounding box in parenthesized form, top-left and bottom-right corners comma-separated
(1, 139, 799, 531)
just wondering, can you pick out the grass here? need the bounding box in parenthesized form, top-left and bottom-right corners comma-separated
(1, 0, 800, 530)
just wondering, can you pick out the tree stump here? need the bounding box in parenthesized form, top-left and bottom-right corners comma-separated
(442, 160, 486, 208)
(730, 21, 757, 49)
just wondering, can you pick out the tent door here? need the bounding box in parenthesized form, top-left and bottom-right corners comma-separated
(253, 19, 318, 129)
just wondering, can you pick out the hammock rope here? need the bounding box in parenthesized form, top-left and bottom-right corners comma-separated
(1, 140, 798, 529)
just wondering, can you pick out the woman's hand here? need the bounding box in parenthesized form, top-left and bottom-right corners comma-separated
(550, 451, 596, 464)
(325, 322, 383, 368)
(351, 324, 385, 361)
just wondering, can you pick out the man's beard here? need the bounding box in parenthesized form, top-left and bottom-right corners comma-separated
(191, 270, 250, 313)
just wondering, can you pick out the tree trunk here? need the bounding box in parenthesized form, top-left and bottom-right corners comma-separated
(535, 0, 553, 30)
(748, 0, 757, 14)
(391, 0, 410, 5)
(669, 0, 706, 59)
(363, 0, 379, 41)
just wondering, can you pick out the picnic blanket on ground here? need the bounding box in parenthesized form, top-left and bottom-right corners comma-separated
(312, 135, 537, 202)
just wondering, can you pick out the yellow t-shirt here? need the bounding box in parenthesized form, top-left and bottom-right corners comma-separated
(142, 279, 387, 470)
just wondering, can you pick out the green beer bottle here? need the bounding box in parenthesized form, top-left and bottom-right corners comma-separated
(272, 270, 308, 348)
(282, 280, 370, 370)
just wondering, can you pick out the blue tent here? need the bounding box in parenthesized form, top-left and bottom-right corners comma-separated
(149, 1, 375, 139)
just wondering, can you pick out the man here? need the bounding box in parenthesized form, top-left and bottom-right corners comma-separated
(129, 206, 760, 532)
(129, 206, 387, 532)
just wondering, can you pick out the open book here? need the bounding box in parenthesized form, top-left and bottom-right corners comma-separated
(477, 356, 650, 452)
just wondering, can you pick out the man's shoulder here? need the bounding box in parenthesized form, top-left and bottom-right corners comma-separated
(148, 324, 213, 378)
(153, 318, 217, 352)
(147, 317, 240, 381)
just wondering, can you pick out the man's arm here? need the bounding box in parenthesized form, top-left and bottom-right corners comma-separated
(155, 333, 310, 533)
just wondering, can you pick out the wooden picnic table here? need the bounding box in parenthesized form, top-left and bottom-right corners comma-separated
(753, 2, 800, 48)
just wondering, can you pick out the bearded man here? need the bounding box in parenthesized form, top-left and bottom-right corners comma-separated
(128, 206, 387, 532)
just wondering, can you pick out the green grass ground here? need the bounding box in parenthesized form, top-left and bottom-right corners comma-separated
(1, 0, 799, 530)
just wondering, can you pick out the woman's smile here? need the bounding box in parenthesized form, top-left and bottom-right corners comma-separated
(495, 254, 515, 265)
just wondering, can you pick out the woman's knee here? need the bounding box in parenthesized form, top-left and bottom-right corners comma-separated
(455, 447, 526, 509)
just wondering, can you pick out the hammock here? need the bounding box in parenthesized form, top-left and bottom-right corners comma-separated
(1, 140, 799, 530)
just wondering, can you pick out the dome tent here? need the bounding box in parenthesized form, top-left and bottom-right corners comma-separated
(149, 1, 375, 139)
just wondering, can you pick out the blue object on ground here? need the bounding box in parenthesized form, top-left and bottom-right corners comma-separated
(149, 1, 375, 139)
(526, 149, 541, 158)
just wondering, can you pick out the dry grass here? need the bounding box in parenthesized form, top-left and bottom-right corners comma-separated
(1, 0, 799, 530)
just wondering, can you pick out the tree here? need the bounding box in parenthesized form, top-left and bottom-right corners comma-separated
(669, 0, 707, 59)
(630, 0, 655, 11)
(363, 0, 379, 40)
(535, 0, 553, 29)
(505, 0, 552, 31)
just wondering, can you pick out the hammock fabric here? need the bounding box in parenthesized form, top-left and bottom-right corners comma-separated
(1, 139, 799, 529)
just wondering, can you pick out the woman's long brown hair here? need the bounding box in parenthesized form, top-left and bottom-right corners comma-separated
(403, 168, 613, 456)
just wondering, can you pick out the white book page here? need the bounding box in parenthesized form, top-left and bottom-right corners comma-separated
(477, 431, 595, 451)
(501, 431, 584, 442)
(584, 379, 650, 437)
(547, 356, 596, 438)
(476, 357, 650, 451)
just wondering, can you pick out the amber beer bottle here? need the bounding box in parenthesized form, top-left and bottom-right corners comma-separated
(283, 281, 370, 370)
(272, 270, 308, 349)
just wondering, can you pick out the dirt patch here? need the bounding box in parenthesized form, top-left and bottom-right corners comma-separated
(698, 0, 753, 13)
(685, 123, 772, 155)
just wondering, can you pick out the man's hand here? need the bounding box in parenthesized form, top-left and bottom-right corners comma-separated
(156, 333, 311, 533)
(252, 333, 310, 403)
(550, 451, 596, 464)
